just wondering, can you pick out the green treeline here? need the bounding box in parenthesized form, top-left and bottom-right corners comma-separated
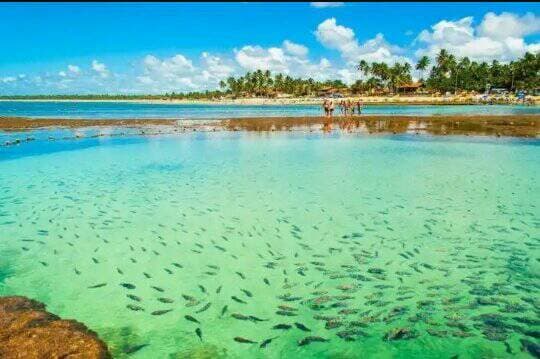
(1, 50, 538, 100)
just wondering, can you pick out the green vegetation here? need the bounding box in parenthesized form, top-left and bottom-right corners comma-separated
(1, 50, 538, 100)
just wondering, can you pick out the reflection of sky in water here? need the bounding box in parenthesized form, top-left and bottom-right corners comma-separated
(0, 101, 539, 119)
(0, 132, 538, 358)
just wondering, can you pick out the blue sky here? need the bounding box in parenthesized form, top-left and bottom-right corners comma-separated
(1, 2, 539, 94)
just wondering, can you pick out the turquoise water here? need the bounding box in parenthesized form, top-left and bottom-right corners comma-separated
(0, 101, 539, 119)
(0, 132, 539, 358)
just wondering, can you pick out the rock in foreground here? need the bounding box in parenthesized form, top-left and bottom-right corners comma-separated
(0, 296, 110, 358)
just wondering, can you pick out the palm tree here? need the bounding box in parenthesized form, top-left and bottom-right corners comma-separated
(357, 60, 370, 76)
(416, 56, 430, 81)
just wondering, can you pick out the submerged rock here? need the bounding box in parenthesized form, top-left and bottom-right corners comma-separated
(0, 296, 111, 358)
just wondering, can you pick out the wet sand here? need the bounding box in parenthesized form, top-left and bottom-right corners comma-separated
(1, 115, 539, 138)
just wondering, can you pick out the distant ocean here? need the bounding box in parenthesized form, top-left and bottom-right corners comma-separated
(0, 101, 539, 119)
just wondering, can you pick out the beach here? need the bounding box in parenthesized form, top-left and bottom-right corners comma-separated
(1, 95, 538, 106)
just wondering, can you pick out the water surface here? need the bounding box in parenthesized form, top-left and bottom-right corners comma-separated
(1, 101, 539, 119)
(0, 132, 538, 358)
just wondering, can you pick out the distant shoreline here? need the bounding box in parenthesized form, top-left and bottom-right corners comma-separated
(0, 96, 538, 106)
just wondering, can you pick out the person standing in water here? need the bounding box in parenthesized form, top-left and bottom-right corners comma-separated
(356, 99, 363, 114)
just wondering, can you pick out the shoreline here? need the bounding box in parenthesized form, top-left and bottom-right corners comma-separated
(1, 115, 539, 139)
(0, 96, 538, 106)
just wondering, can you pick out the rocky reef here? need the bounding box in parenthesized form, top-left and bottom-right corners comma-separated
(0, 296, 111, 358)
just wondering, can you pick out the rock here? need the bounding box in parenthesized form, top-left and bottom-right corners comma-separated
(0, 296, 111, 358)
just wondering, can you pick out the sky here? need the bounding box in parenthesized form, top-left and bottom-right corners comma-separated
(1, 2, 539, 95)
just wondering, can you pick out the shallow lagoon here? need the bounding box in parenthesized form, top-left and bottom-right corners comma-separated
(0, 131, 538, 358)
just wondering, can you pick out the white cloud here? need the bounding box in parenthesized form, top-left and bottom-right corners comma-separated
(68, 64, 81, 75)
(235, 46, 289, 72)
(91, 60, 110, 78)
(416, 12, 540, 62)
(200, 52, 235, 80)
(1, 76, 16, 84)
(315, 18, 408, 65)
(477, 12, 540, 40)
(283, 40, 309, 57)
(310, 2, 344, 8)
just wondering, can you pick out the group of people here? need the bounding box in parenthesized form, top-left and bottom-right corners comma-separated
(322, 98, 363, 117)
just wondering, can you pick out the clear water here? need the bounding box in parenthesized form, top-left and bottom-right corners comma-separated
(0, 132, 538, 358)
(0, 100, 539, 119)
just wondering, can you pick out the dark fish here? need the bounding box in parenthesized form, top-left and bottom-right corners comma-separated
(88, 283, 107, 289)
(120, 283, 136, 290)
(232, 296, 247, 304)
(520, 339, 540, 358)
(151, 286, 165, 292)
(195, 327, 203, 341)
(157, 297, 174, 303)
(234, 337, 257, 344)
(298, 336, 328, 346)
(241, 289, 253, 297)
(127, 294, 142, 302)
(122, 344, 148, 354)
(151, 309, 172, 316)
(216, 285, 223, 294)
(276, 310, 297, 316)
(249, 315, 268, 322)
(260, 337, 277, 348)
(198, 285, 207, 293)
(295, 322, 311, 332)
(236, 272, 246, 279)
(182, 294, 196, 301)
(196, 302, 211, 313)
(264, 278, 270, 286)
(221, 305, 228, 317)
(273, 324, 292, 330)
(126, 304, 145, 312)
(232, 313, 249, 320)
(185, 315, 200, 323)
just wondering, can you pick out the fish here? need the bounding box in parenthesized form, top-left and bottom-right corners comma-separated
(264, 278, 270, 286)
(122, 344, 148, 355)
(216, 285, 222, 294)
(232, 296, 247, 304)
(182, 294, 197, 301)
(241, 289, 253, 297)
(151, 309, 172, 316)
(198, 285, 207, 293)
(196, 302, 211, 313)
(249, 315, 268, 322)
(88, 283, 107, 289)
(276, 310, 297, 317)
(232, 313, 249, 320)
(221, 305, 228, 317)
(236, 272, 246, 280)
(127, 294, 142, 302)
(126, 304, 145, 312)
(157, 297, 174, 304)
(234, 337, 257, 344)
(260, 337, 277, 348)
(298, 336, 328, 346)
(295, 322, 311, 332)
(185, 315, 200, 323)
(120, 283, 136, 289)
(195, 328, 203, 341)
(273, 324, 292, 330)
